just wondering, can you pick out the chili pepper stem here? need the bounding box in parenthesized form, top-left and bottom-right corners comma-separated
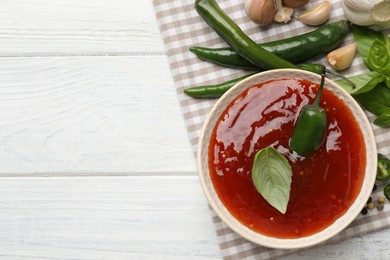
(314, 68, 326, 106)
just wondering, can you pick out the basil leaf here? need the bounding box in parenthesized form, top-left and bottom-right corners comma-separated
(374, 109, 390, 127)
(336, 71, 385, 95)
(251, 147, 292, 214)
(352, 25, 385, 70)
(367, 39, 390, 75)
(354, 84, 390, 115)
(386, 76, 390, 88)
(383, 31, 390, 50)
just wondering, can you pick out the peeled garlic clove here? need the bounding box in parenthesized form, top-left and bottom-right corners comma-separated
(274, 0, 294, 23)
(326, 42, 357, 71)
(283, 0, 310, 9)
(297, 0, 331, 26)
(245, 0, 276, 25)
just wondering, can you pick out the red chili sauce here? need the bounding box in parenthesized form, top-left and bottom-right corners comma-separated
(209, 78, 366, 238)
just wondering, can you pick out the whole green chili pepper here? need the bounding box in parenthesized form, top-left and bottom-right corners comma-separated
(190, 20, 351, 70)
(195, 0, 299, 70)
(184, 73, 255, 98)
(290, 69, 327, 156)
(184, 63, 353, 98)
(184, 63, 322, 98)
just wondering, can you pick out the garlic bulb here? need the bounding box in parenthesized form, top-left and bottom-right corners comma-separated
(297, 0, 331, 26)
(245, 0, 276, 25)
(327, 42, 357, 70)
(343, 0, 390, 27)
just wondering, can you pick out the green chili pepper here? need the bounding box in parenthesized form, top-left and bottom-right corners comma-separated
(290, 69, 327, 156)
(189, 0, 355, 99)
(384, 184, 390, 201)
(190, 20, 351, 70)
(195, 0, 299, 70)
(377, 153, 390, 181)
(184, 63, 356, 98)
(184, 73, 255, 98)
(184, 64, 323, 98)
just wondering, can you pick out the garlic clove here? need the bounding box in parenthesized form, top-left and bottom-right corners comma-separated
(274, 0, 294, 23)
(326, 42, 357, 71)
(297, 0, 331, 26)
(245, 0, 276, 25)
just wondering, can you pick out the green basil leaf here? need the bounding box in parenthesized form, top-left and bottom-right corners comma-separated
(374, 109, 390, 127)
(251, 147, 292, 214)
(386, 76, 390, 88)
(352, 25, 385, 70)
(354, 84, 390, 115)
(367, 39, 390, 75)
(383, 31, 390, 50)
(336, 71, 385, 95)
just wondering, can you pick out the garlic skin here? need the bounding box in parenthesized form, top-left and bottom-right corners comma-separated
(274, 0, 294, 23)
(343, 0, 390, 27)
(326, 42, 357, 71)
(245, 0, 276, 25)
(297, 0, 331, 26)
(283, 0, 310, 8)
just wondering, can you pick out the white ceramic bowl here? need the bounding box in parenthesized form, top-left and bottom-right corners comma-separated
(197, 69, 377, 249)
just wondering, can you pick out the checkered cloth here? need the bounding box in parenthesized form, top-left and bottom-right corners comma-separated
(152, 0, 390, 258)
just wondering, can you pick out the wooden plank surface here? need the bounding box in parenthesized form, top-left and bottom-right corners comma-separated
(0, 176, 221, 259)
(0, 0, 163, 56)
(0, 56, 195, 175)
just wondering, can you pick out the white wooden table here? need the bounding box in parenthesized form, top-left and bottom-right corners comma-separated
(1, 0, 390, 259)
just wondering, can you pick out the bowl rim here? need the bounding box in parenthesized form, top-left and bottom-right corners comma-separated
(197, 68, 377, 249)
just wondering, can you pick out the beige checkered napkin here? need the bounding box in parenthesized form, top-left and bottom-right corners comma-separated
(152, 0, 390, 258)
